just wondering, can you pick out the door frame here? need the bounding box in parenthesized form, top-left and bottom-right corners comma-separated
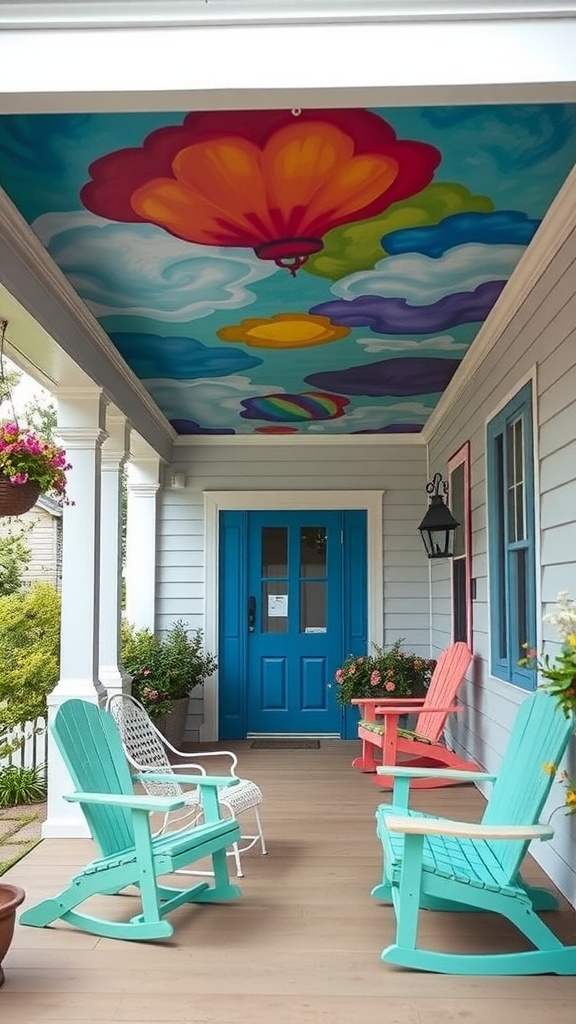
(202, 490, 384, 741)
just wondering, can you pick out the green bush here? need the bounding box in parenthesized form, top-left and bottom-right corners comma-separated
(0, 581, 60, 732)
(0, 764, 46, 807)
(0, 527, 32, 597)
(121, 619, 217, 719)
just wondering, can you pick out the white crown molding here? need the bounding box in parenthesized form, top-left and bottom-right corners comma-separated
(422, 162, 576, 443)
(2, 0, 576, 30)
(173, 432, 425, 447)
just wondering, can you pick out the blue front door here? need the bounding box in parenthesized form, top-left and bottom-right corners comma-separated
(218, 509, 367, 738)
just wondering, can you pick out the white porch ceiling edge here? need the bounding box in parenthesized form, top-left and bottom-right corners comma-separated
(2, 0, 576, 30)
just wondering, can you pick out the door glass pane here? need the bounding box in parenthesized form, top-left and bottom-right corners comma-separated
(262, 527, 287, 577)
(300, 527, 327, 576)
(300, 581, 326, 632)
(262, 581, 288, 633)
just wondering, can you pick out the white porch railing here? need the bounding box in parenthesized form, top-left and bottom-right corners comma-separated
(0, 717, 47, 782)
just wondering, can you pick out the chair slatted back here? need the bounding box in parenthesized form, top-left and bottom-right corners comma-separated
(415, 642, 473, 742)
(52, 699, 137, 857)
(482, 690, 574, 880)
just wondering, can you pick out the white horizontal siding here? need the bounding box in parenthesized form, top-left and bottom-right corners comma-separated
(0, 507, 61, 590)
(427, 216, 576, 907)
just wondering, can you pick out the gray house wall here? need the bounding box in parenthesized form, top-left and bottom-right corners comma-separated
(0, 498, 62, 591)
(427, 222, 576, 906)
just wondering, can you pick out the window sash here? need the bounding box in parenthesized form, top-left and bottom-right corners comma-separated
(487, 384, 536, 688)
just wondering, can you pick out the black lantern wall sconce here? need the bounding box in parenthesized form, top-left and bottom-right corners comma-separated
(418, 472, 459, 559)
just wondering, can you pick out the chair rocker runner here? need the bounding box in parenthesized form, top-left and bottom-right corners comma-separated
(106, 693, 266, 877)
(19, 699, 243, 942)
(372, 691, 576, 975)
(352, 641, 476, 788)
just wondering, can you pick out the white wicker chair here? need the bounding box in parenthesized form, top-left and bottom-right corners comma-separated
(105, 692, 266, 877)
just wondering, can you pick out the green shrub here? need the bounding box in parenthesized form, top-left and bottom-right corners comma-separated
(0, 764, 46, 807)
(0, 581, 60, 732)
(0, 527, 32, 597)
(121, 619, 217, 719)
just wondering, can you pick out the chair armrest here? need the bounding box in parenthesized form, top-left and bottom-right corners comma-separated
(371, 697, 427, 706)
(133, 771, 240, 789)
(351, 698, 391, 706)
(372, 704, 460, 717)
(376, 765, 495, 782)
(170, 749, 239, 774)
(64, 791, 187, 812)
(384, 815, 554, 842)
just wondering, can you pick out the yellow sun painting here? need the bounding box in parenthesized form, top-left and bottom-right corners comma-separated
(217, 313, 350, 349)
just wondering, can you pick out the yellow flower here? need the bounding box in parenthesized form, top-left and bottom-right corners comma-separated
(565, 789, 576, 806)
(566, 633, 576, 649)
(542, 762, 557, 775)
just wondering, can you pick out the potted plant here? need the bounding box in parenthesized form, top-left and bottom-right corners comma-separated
(120, 619, 217, 744)
(333, 638, 436, 707)
(0, 421, 71, 517)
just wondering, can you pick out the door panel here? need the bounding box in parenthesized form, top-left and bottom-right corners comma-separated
(247, 511, 342, 734)
(218, 508, 367, 738)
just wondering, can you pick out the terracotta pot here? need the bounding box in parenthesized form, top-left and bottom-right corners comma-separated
(0, 884, 25, 987)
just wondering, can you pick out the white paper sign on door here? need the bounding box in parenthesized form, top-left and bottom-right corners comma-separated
(268, 594, 288, 617)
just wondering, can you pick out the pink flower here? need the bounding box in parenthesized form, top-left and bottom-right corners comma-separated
(385, 681, 396, 692)
(335, 669, 344, 683)
(526, 648, 537, 660)
(349, 664, 356, 675)
(9, 472, 28, 485)
(370, 670, 381, 686)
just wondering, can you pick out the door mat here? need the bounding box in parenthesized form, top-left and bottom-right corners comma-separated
(250, 739, 321, 749)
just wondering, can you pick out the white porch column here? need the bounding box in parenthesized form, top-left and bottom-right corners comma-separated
(98, 412, 131, 698)
(42, 388, 108, 839)
(125, 453, 161, 631)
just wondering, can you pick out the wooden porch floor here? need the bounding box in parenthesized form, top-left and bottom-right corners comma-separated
(3, 739, 576, 1022)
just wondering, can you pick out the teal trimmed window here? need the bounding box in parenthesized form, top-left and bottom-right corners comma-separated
(487, 383, 536, 688)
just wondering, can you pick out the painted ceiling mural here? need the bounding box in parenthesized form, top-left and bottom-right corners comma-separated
(0, 104, 575, 435)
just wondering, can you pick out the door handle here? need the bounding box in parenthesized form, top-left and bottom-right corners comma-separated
(248, 595, 256, 632)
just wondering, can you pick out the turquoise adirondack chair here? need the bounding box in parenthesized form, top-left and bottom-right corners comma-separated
(372, 691, 576, 975)
(19, 699, 242, 941)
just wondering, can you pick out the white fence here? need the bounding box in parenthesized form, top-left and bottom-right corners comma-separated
(0, 717, 47, 781)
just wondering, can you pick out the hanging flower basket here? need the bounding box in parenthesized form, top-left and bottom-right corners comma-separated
(0, 475, 41, 517)
(0, 421, 71, 518)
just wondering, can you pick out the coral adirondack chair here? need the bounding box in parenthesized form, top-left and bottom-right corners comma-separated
(351, 641, 475, 788)
(372, 691, 576, 975)
(19, 699, 242, 941)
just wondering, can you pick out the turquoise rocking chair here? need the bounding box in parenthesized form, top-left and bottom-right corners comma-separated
(373, 690, 576, 975)
(20, 699, 242, 941)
